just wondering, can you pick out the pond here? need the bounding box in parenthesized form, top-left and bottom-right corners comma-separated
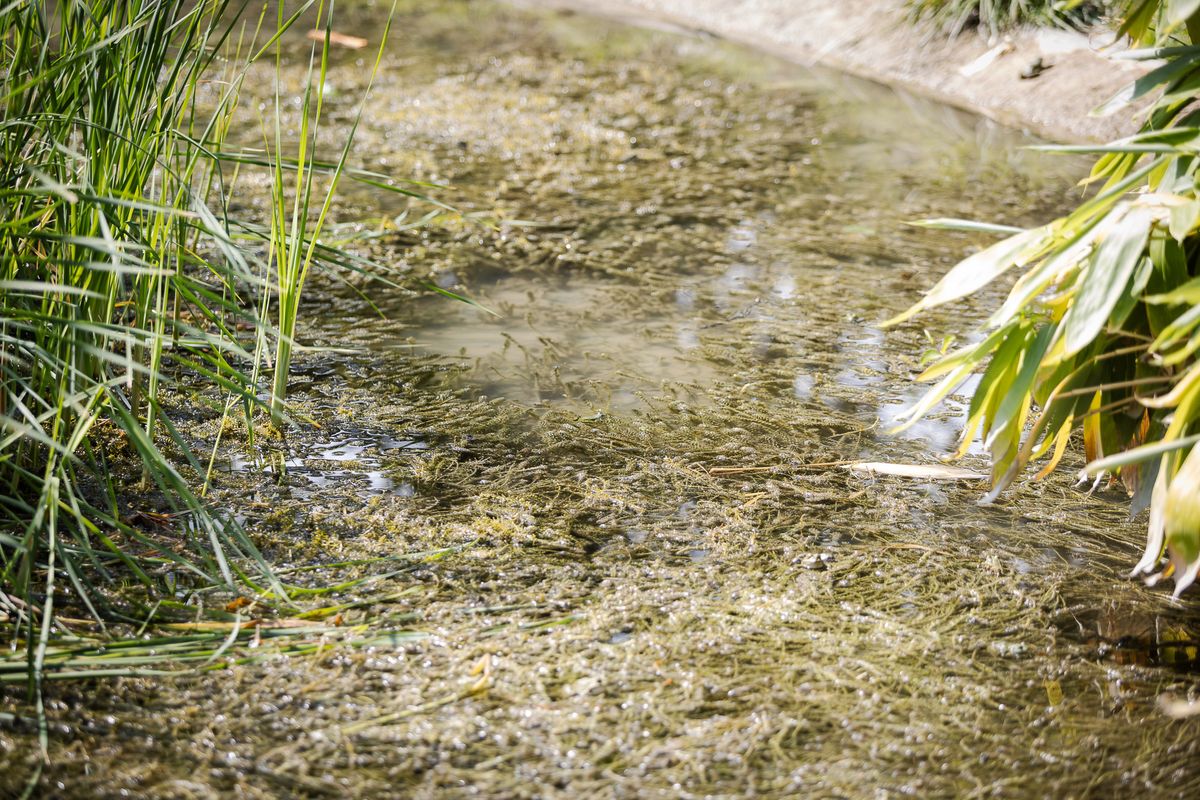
(6, 1, 1200, 796)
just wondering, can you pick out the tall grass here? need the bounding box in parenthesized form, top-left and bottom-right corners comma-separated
(0, 0, 432, 758)
(265, 4, 394, 426)
(907, 0, 1111, 35)
(891, 1, 1200, 594)
(0, 0, 263, 756)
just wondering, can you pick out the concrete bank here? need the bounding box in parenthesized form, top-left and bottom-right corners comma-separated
(514, 0, 1149, 143)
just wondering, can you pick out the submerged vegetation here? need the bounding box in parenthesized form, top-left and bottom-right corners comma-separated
(892, 1, 1200, 592)
(4, 0, 1200, 794)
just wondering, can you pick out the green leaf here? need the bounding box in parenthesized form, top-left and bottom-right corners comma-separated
(1131, 464, 1170, 578)
(1085, 433, 1200, 475)
(1114, 44, 1200, 61)
(1034, 128, 1200, 155)
(981, 324, 1055, 500)
(986, 218, 1104, 329)
(1166, 444, 1200, 595)
(1168, 198, 1200, 240)
(904, 218, 1025, 235)
(1150, 302, 1200, 354)
(1060, 206, 1155, 357)
(1120, 0, 1169, 45)
(1147, 274, 1200, 305)
(888, 364, 975, 434)
(984, 327, 1043, 441)
(1110, 256, 1154, 328)
(1092, 53, 1200, 117)
(917, 322, 1014, 381)
(882, 226, 1048, 328)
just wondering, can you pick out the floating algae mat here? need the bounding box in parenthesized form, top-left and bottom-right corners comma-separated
(6, 1, 1200, 796)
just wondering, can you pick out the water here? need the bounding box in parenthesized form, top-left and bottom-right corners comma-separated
(298, 1, 1081, 459)
(11, 2, 1200, 797)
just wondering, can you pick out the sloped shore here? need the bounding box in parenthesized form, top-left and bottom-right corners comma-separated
(516, 0, 1149, 143)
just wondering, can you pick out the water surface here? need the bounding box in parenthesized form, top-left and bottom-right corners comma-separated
(8, 2, 1200, 797)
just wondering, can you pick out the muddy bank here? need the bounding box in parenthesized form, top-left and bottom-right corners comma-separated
(515, 0, 1149, 143)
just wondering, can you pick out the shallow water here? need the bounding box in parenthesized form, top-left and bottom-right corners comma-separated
(6, 1, 1200, 797)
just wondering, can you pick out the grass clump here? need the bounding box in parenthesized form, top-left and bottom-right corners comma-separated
(0, 0, 440, 759)
(890, 1, 1200, 594)
(0, 0, 274, 688)
(907, 0, 1111, 36)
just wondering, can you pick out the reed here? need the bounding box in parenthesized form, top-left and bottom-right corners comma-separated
(264, 1, 395, 427)
(0, 0, 450, 764)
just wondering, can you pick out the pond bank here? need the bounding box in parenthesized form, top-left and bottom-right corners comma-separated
(515, 0, 1148, 143)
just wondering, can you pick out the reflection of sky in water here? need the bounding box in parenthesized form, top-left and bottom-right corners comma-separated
(877, 373, 986, 456)
(222, 429, 427, 501)
(366, 276, 723, 408)
(725, 222, 757, 253)
(832, 327, 888, 389)
(676, 324, 701, 350)
(772, 273, 797, 300)
(713, 263, 757, 313)
(362, 250, 997, 462)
